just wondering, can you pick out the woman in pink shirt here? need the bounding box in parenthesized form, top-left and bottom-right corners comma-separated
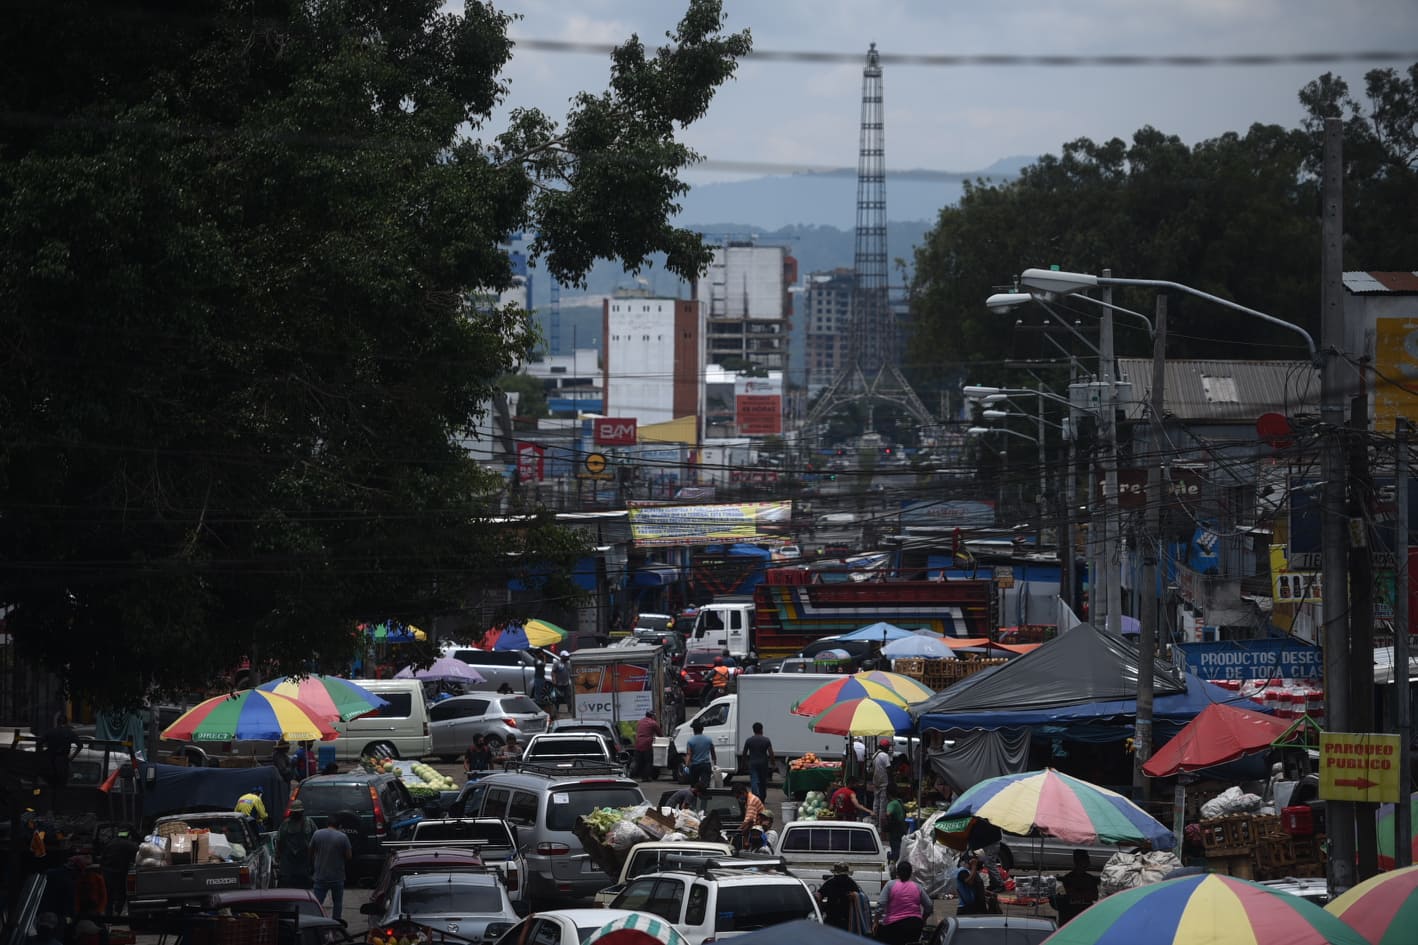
(875, 861, 933, 944)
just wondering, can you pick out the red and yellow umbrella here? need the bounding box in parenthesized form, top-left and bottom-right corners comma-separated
(791, 676, 908, 716)
(162, 689, 338, 743)
(807, 697, 914, 736)
(1326, 864, 1418, 945)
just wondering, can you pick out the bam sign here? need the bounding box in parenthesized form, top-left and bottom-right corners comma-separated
(594, 418, 638, 446)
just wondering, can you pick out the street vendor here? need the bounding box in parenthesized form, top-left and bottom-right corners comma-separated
(235, 786, 269, 826)
(733, 783, 764, 847)
(666, 783, 703, 810)
(830, 777, 873, 821)
(1054, 849, 1101, 925)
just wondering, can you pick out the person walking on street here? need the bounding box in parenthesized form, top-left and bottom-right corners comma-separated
(235, 786, 269, 827)
(742, 722, 775, 801)
(633, 711, 660, 780)
(310, 819, 352, 918)
(275, 800, 316, 889)
(875, 861, 933, 945)
(552, 653, 572, 716)
(732, 783, 764, 850)
(884, 784, 908, 862)
(870, 738, 893, 834)
(685, 721, 716, 788)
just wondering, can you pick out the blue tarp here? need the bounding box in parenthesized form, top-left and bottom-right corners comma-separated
(138, 761, 287, 823)
(632, 564, 681, 587)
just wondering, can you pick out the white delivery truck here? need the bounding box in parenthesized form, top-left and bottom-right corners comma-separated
(568, 644, 669, 747)
(654, 673, 849, 779)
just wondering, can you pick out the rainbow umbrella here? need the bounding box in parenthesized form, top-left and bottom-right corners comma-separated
(1048, 873, 1369, 945)
(791, 676, 909, 716)
(848, 670, 935, 703)
(1376, 792, 1418, 869)
(584, 912, 690, 945)
(946, 768, 1175, 849)
(256, 674, 388, 722)
(162, 690, 338, 743)
(524, 618, 569, 647)
(1326, 864, 1418, 945)
(807, 697, 914, 736)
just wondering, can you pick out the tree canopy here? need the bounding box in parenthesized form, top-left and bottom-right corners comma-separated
(0, 0, 750, 706)
(906, 63, 1418, 382)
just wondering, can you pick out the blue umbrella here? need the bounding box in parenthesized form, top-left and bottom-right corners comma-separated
(837, 621, 915, 642)
(881, 634, 957, 659)
(492, 624, 532, 651)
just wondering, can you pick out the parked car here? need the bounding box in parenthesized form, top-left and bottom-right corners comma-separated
(126, 812, 275, 931)
(521, 732, 628, 773)
(927, 916, 1056, 945)
(448, 767, 645, 902)
(488, 910, 652, 945)
(445, 648, 539, 694)
(288, 772, 422, 881)
(549, 718, 631, 752)
(678, 654, 740, 703)
(366, 848, 488, 917)
(774, 545, 802, 561)
(994, 835, 1137, 875)
(393, 817, 528, 908)
(772, 821, 890, 904)
(205, 889, 326, 919)
(1259, 876, 1329, 906)
(361, 872, 517, 945)
(329, 678, 432, 761)
(276, 915, 361, 945)
(429, 693, 548, 759)
(608, 860, 820, 945)
(594, 841, 734, 905)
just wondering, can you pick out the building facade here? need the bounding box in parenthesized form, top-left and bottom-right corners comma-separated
(601, 298, 704, 427)
(801, 268, 854, 394)
(694, 242, 796, 373)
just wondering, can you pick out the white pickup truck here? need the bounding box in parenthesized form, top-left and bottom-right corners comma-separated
(772, 820, 892, 904)
(593, 840, 734, 905)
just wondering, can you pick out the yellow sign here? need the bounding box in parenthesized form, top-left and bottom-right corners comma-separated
(1319, 732, 1402, 802)
(1374, 316, 1418, 433)
(584, 452, 608, 474)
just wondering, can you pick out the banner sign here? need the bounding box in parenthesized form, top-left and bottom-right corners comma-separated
(1320, 732, 1402, 803)
(899, 500, 996, 527)
(1173, 639, 1323, 681)
(628, 501, 792, 546)
(734, 376, 783, 436)
(1374, 316, 1418, 433)
(594, 417, 638, 446)
(515, 441, 544, 483)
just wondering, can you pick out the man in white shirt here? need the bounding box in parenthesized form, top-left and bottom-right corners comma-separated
(871, 738, 893, 833)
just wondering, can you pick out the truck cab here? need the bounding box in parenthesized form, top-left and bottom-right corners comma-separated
(688, 601, 755, 659)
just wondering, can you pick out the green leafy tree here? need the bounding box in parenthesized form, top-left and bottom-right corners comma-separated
(0, 0, 750, 706)
(497, 374, 550, 426)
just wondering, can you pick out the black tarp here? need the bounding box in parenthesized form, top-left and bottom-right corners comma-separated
(926, 729, 1031, 795)
(911, 623, 1186, 718)
(137, 762, 286, 825)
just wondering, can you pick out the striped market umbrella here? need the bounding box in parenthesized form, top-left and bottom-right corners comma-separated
(585, 911, 691, 945)
(1045, 873, 1370, 945)
(1326, 864, 1418, 945)
(791, 676, 909, 716)
(807, 696, 914, 736)
(946, 768, 1174, 849)
(162, 689, 338, 743)
(256, 674, 388, 722)
(848, 670, 936, 702)
(524, 618, 569, 646)
(1376, 792, 1418, 869)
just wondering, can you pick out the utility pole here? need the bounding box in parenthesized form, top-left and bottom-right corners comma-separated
(1349, 394, 1377, 879)
(1135, 293, 1167, 800)
(1036, 383, 1047, 551)
(1396, 417, 1413, 867)
(1319, 115, 1355, 896)
(1100, 271, 1122, 636)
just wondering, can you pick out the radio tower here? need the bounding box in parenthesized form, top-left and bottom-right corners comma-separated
(805, 44, 935, 439)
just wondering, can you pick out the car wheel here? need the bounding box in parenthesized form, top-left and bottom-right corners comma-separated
(484, 734, 505, 752)
(367, 741, 399, 760)
(997, 843, 1015, 871)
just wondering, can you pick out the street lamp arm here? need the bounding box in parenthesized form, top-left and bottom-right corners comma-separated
(968, 426, 1039, 445)
(964, 385, 1074, 411)
(1062, 295, 1155, 338)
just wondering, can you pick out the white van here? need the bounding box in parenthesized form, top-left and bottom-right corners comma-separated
(331, 678, 431, 761)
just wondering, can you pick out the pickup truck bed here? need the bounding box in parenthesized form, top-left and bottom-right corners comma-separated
(773, 821, 891, 904)
(384, 818, 528, 905)
(127, 812, 273, 931)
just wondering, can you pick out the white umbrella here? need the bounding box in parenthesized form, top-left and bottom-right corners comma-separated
(881, 635, 957, 659)
(394, 656, 486, 683)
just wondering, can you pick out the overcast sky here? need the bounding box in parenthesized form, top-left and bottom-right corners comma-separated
(478, 0, 1417, 183)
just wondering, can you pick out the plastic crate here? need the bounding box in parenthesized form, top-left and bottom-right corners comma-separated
(1201, 815, 1257, 850)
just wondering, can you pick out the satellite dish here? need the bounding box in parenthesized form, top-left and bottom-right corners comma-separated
(1256, 412, 1293, 449)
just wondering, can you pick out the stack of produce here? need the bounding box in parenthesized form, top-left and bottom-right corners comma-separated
(797, 790, 828, 821)
(790, 752, 840, 771)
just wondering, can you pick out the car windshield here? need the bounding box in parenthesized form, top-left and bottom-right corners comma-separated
(498, 697, 541, 715)
(297, 783, 372, 816)
(546, 787, 644, 831)
(712, 883, 815, 931)
(398, 884, 502, 914)
(527, 737, 605, 757)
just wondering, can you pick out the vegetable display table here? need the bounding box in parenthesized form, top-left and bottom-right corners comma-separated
(784, 765, 841, 798)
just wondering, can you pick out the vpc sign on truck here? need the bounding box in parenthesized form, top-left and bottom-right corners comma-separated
(569, 645, 666, 745)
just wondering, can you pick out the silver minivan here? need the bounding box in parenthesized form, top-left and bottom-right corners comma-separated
(429, 693, 549, 759)
(331, 678, 432, 761)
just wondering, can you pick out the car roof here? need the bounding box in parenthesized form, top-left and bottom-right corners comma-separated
(209, 889, 320, 904)
(540, 908, 645, 925)
(299, 772, 394, 786)
(474, 770, 639, 789)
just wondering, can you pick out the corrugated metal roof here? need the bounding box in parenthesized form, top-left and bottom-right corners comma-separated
(1343, 271, 1418, 294)
(1115, 358, 1319, 422)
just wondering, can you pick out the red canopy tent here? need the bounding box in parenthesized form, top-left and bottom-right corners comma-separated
(1142, 702, 1299, 777)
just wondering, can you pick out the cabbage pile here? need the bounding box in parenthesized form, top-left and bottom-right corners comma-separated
(797, 790, 828, 821)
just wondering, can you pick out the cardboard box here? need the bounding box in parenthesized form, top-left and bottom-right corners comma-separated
(192, 832, 210, 863)
(168, 833, 194, 865)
